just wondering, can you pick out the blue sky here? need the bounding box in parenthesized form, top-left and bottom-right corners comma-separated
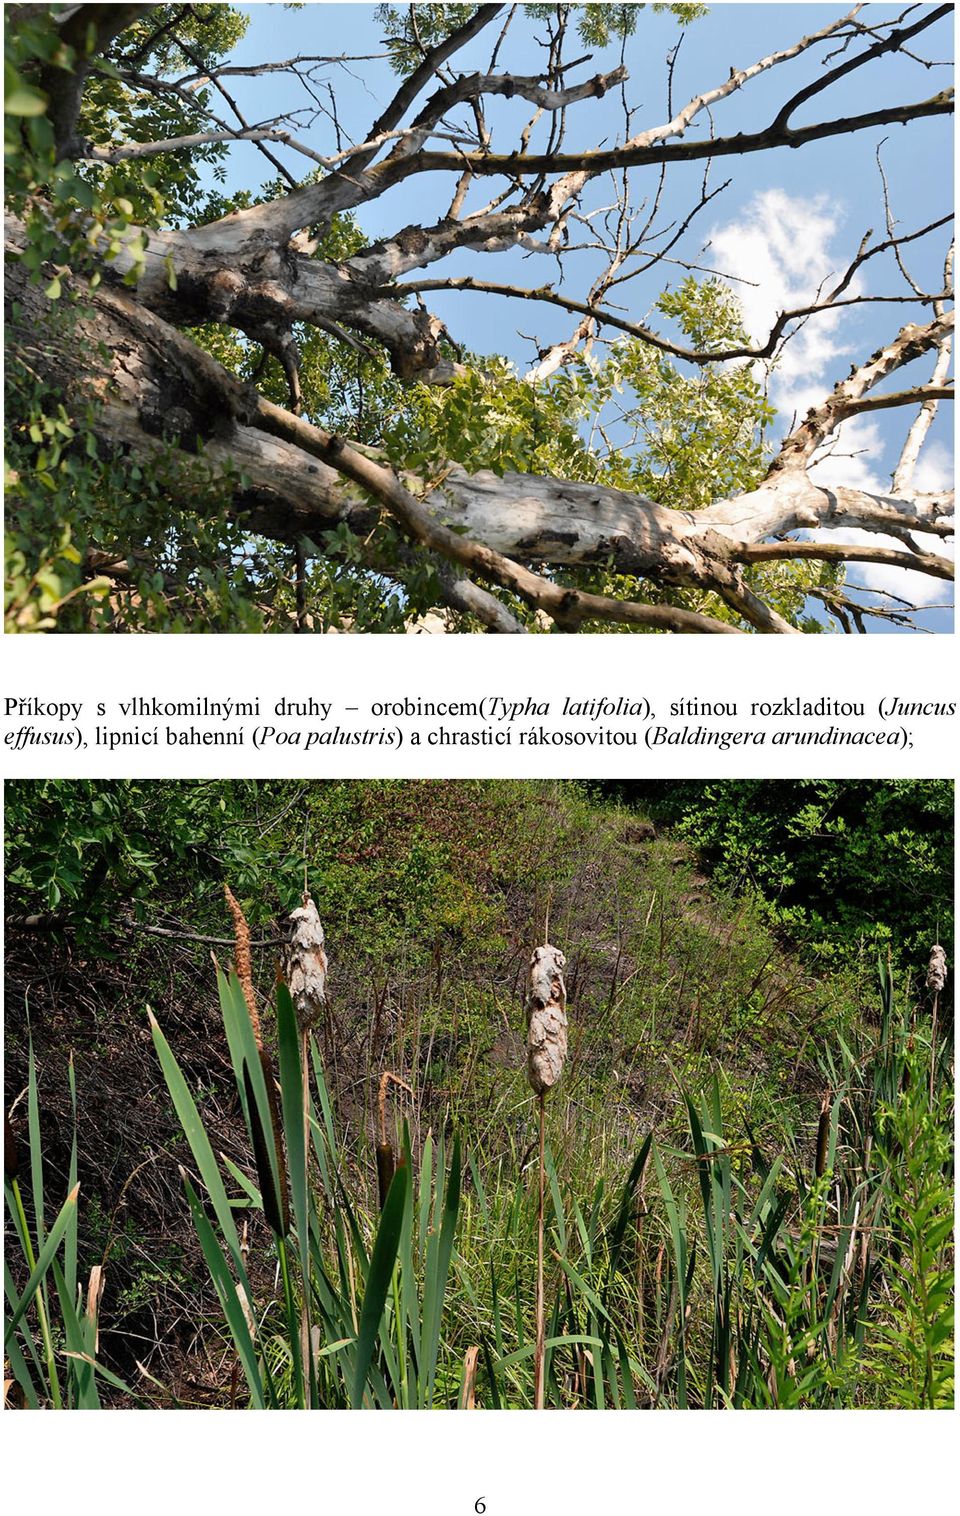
(186, 4, 954, 629)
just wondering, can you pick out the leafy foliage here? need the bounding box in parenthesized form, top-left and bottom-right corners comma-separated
(4, 6, 282, 631)
(619, 780, 954, 970)
(872, 1064, 954, 1408)
(4, 321, 267, 633)
(377, 4, 707, 73)
(527, 3, 707, 49)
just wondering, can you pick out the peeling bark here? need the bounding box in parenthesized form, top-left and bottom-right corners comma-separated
(6, 252, 951, 633)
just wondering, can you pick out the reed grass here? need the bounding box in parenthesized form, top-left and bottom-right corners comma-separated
(141, 934, 952, 1409)
(4, 1046, 130, 1408)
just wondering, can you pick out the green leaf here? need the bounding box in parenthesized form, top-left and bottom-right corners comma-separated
(422, 1135, 461, 1405)
(350, 1162, 408, 1408)
(4, 63, 48, 117)
(148, 1007, 245, 1269)
(4, 1184, 79, 1347)
(276, 983, 308, 1268)
(181, 1175, 264, 1407)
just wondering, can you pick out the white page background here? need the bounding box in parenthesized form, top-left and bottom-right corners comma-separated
(2, 0, 957, 1482)
(2, 628, 957, 1512)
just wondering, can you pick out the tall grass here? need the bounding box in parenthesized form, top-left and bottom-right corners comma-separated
(144, 948, 951, 1410)
(150, 967, 465, 1408)
(7, 929, 950, 1409)
(4, 1044, 129, 1408)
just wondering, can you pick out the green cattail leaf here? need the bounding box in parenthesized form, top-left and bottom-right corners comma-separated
(496, 1333, 604, 1370)
(181, 1174, 264, 1407)
(260, 1045, 290, 1234)
(242, 1058, 287, 1237)
(418, 1133, 434, 1259)
(398, 1120, 420, 1379)
(423, 1135, 461, 1406)
(4, 1183, 79, 1347)
(27, 1037, 45, 1246)
(606, 1132, 653, 1293)
(480, 1338, 502, 1409)
(62, 1350, 134, 1397)
(543, 1140, 567, 1254)
(276, 982, 307, 1262)
(4, 1250, 46, 1377)
(148, 1009, 245, 1270)
(50, 1259, 99, 1408)
(64, 1055, 79, 1306)
(217, 966, 257, 1127)
(218, 970, 286, 1226)
(350, 1162, 409, 1408)
(219, 1153, 261, 1206)
(557, 1256, 614, 1323)
(2, 1299, 40, 1407)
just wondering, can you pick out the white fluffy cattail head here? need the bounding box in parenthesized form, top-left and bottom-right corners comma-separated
(525, 943, 568, 1095)
(282, 894, 328, 1030)
(926, 943, 948, 994)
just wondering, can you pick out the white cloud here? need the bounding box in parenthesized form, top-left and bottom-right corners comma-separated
(709, 188, 860, 426)
(808, 417, 885, 494)
(824, 525, 954, 608)
(709, 193, 954, 621)
(911, 440, 953, 495)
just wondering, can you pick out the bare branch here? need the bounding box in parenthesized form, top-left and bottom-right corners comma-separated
(776, 312, 955, 468)
(351, 4, 506, 179)
(396, 264, 952, 367)
(893, 240, 954, 494)
(735, 540, 953, 580)
(768, 4, 952, 132)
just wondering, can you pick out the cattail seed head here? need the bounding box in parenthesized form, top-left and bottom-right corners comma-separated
(926, 943, 948, 994)
(224, 884, 289, 1236)
(376, 1070, 412, 1210)
(282, 894, 328, 1031)
(224, 883, 261, 1047)
(376, 1142, 396, 1210)
(525, 943, 568, 1095)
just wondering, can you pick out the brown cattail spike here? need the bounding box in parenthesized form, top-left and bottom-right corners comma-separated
(282, 894, 328, 1032)
(242, 1055, 290, 1236)
(224, 883, 261, 1047)
(224, 885, 289, 1236)
(378, 1070, 412, 1145)
(525, 943, 568, 1095)
(376, 1143, 396, 1211)
(376, 1070, 412, 1210)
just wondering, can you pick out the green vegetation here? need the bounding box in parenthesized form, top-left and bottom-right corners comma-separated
(4, 781, 953, 1407)
(618, 780, 954, 967)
